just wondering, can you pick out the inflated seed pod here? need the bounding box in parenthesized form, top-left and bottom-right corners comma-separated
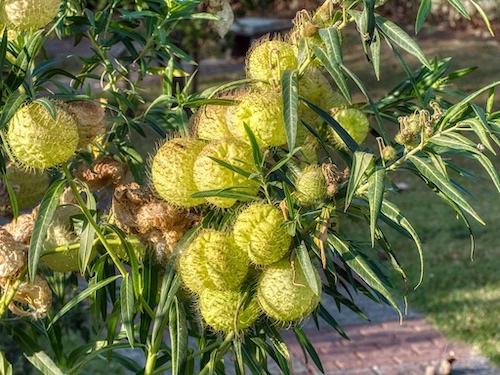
(246, 39, 297, 85)
(6, 101, 79, 170)
(178, 230, 249, 294)
(193, 138, 259, 208)
(5, 163, 49, 209)
(0, 0, 61, 31)
(329, 108, 370, 150)
(233, 203, 292, 266)
(151, 137, 207, 208)
(198, 289, 261, 332)
(229, 88, 287, 148)
(294, 164, 327, 206)
(257, 258, 321, 323)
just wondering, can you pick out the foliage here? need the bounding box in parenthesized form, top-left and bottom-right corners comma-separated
(0, 0, 498, 374)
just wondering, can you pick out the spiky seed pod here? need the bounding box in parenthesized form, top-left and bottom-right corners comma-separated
(64, 101, 107, 149)
(229, 88, 287, 148)
(294, 165, 327, 206)
(194, 103, 234, 141)
(0, 0, 61, 31)
(382, 146, 397, 161)
(193, 138, 259, 208)
(41, 205, 96, 273)
(6, 275, 52, 318)
(178, 230, 249, 294)
(6, 101, 79, 170)
(0, 228, 27, 278)
(233, 203, 292, 266)
(298, 68, 346, 130)
(198, 289, 261, 332)
(5, 163, 49, 209)
(257, 258, 321, 322)
(329, 108, 370, 150)
(151, 138, 207, 208)
(245, 39, 297, 85)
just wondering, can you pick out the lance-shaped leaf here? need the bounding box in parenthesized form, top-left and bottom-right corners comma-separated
(415, 0, 432, 33)
(295, 242, 321, 297)
(9, 326, 63, 375)
(379, 200, 424, 288)
(310, 44, 351, 103)
(243, 123, 263, 171)
(78, 183, 97, 272)
(319, 27, 343, 64)
(29, 179, 66, 282)
(469, 0, 494, 35)
(329, 233, 402, 319)
(263, 325, 292, 375)
(170, 297, 188, 375)
(121, 273, 136, 347)
(0, 352, 12, 375)
(408, 154, 484, 225)
(293, 325, 324, 373)
(0, 93, 28, 131)
(370, 28, 381, 80)
(345, 151, 374, 211)
(367, 168, 385, 247)
(281, 69, 299, 151)
(447, 0, 470, 18)
(375, 14, 431, 70)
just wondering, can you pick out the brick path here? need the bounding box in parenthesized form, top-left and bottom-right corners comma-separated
(279, 291, 500, 375)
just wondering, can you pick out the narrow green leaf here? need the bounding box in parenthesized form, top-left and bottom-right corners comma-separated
(121, 274, 136, 347)
(319, 27, 343, 63)
(329, 233, 402, 319)
(408, 155, 484, 225)
(191, 188, 257, 201)
(295, 242, 321, 297)
(262, 325, 292, 375)
(317, 303, 349, 340)
(415, 0, 432, 33)
(33, 97, 57, 120)
(472, 152, 500, 195)
(375, 15, 431, 69)
(29, 179, 66, 282)
(293, 325, 324, 373)
(281, 69, 299, 151)
(207, 156, 253, 178)
(301, 98, 358, 152)
(243, 123, 263, 170)
(367, 168, 385, 247)
(0, 30, 7, 87)
(49, 275, 121, 329)
(468, 0, 494, 35)
(447, 0, 470, 18)
(0, 93, 28, 130)
(310, 44, 351, 103)
(379, 200, 424, 288)
(10, 326, 64, 375)
(232, 338, 245, 375)
(370, 28, 381, 80)
(0, 352, 12, 375)
(241, 345, 270, 375)
(170, 297, 188, 375)
(345, 151, 374, 211)
(78, 183, 97, 272)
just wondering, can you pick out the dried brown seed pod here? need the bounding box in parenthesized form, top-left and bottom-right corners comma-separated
(64, 100, 107, 149)
(73, 156, 128, 191)
(6, 275, 52, 318)
(112, 182, 199, 258)
(0, 228, 27, 278)
(3, 211, 35, 245)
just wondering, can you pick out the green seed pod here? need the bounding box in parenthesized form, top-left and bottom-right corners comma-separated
(5, 163, 49, 209)
(246, 39, 297, 85)
(151, 138, 207, 208)
(194, 103, 234, 141)
(7, 101, 79, 170)
(298, 68, 346, 130)
(294, 164, 327, 206)
(193, 138, 259, 208)
(178, 230, 249, 294)
(233, 203, 292, 266)
(229, 88, 287, 148)
(257, 258, 321, 323)
(0, 0, 61, 31)
(381, 146, 397, 161)
(330, 108, 370, 150)
(198, 289, 261, 332)
(42, 205, 96, 273)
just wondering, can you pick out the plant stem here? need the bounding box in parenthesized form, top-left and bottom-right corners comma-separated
(197, 331, 235, 375)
